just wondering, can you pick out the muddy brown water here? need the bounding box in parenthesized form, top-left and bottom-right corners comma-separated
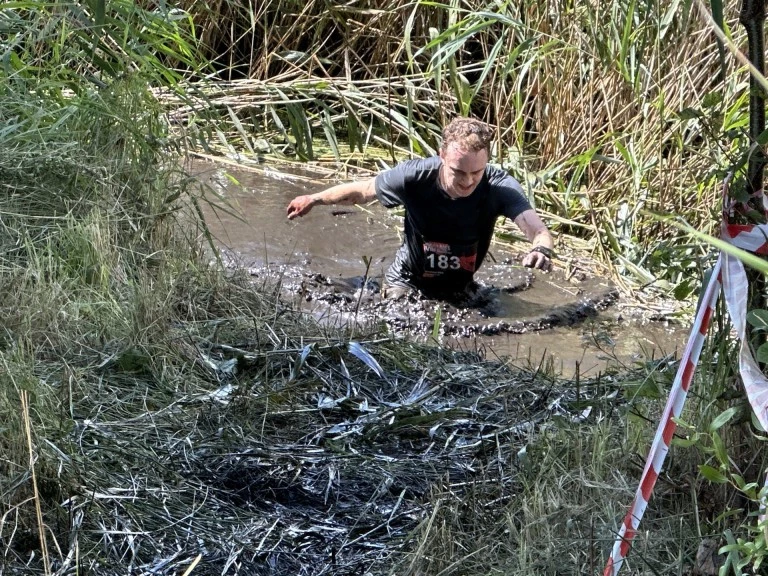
(191, 158, 687, 378)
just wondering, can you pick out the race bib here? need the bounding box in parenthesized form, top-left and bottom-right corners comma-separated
(422, 240, 477, 278)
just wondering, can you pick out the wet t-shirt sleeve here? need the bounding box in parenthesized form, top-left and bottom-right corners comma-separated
(374, 169, 404, 208)
(486, 166, 532, 219)
(374, 157, 441, 207)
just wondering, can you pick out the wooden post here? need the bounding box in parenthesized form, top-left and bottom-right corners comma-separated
(740, 0, 767, 362)
(740, 0, 767, 198)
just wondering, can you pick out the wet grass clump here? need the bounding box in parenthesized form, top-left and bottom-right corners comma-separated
(2, 270, 663, 575)
(2, 235, 728, 575)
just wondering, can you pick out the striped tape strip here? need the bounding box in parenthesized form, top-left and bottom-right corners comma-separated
(606, 221, 768, 574)
(722, 225, 768, 431)
(725, 223, 768, 255)
(720, 243, 768, 527)
(603, 255, 723, 576)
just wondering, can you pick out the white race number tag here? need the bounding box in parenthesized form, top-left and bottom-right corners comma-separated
(422, 240, 477, 278)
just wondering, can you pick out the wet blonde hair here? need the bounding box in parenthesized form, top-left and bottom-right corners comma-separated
(441, 117, 494, 155)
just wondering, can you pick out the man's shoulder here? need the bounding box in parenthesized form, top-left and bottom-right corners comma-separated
(375, 156, 440, 205)
(484, 165, 525, 194)
(482, 164, 531, 215)
(484, 163, 519, 183)
(377, 156, 440, 191)
(391, 155, 441, 177)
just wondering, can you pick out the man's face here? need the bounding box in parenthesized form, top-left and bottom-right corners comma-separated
(439, 143, 489, 199)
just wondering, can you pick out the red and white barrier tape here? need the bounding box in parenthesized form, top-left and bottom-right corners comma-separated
(605, 221, 768, 575)
(603, 256, 722, 576)
(722, 226, 768, 529)
(723, 223, 768, 431)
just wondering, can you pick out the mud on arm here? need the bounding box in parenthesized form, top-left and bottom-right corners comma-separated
(286, 178, 377, 220)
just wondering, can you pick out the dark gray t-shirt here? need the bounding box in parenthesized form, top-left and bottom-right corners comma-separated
(375, 156, 532, 294)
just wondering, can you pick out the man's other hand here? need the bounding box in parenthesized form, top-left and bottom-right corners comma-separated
(287, 195, 316, 220)
(522, 248, 552, 272)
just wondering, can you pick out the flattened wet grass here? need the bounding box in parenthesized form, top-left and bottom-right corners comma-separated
(3, 255, 648, 574)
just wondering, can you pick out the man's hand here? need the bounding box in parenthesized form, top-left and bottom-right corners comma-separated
(513, 209, 554, 272)
(522, 247, 553, 271)
(286, 195, 316, 220)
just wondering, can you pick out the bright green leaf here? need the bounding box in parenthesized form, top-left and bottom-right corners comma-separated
(699, 464, 728, 484)
(432, 306, 442, 341)
(712, 431, 729, 466)
(747, 309, 768, 330)
(709, 407, 738, 431)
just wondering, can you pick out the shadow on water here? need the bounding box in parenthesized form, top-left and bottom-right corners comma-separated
(190, 158, 688, 378)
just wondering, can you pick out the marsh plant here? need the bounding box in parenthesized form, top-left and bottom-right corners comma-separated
(3, 0, 756, 289)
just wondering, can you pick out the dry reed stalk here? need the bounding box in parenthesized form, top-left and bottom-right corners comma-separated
(20, 389, 51, 575)
(180, 553, 202, 575)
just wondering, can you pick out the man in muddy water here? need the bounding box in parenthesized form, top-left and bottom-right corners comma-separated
(286, 117, 554, 301)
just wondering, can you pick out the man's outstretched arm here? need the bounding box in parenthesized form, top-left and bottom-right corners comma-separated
(286, 178, 377, 220)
